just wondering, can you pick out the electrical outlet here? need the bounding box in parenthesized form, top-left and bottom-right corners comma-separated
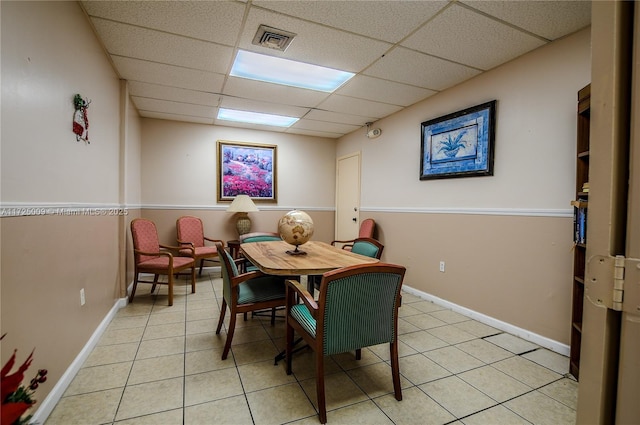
(80, 288, 86, 306)
(439, 261, 445, 272)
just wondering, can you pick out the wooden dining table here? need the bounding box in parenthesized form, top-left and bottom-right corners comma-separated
(240, 239, 380, 279)
(240, 239, 380, 364)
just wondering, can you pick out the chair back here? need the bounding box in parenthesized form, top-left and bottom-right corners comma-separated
(350, 237, 384, 259)
(215, 242, 239, 303)
(131, 218, 161, 263)
(176, 216, 205, 248)
(239, 232, 281, 243)
(358, 218, 376, 238)
(318, 263, 405, 356)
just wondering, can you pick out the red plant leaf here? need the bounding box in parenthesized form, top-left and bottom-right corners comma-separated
(1, 401, 33, 425)
(1, 350, 34, 401)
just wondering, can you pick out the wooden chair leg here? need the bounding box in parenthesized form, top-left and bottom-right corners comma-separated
(150, 274, 159, 293)
(190, 265, 196, 293)
(198, 259, 204, 276)
(167, 272, 174, 306)
(221, 312, 237, 360)
(216, 299, 227, 334)
(271, 307, 276, 325)
(390, 341, 402, 401)
(355, 348, 362, 360)
(129, 273, 139, 303)
(316, 351, 327, 424)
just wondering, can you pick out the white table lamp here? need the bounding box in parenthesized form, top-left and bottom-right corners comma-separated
(227, 195, 259, 235)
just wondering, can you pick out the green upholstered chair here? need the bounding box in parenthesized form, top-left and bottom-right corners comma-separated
(285, 263, 406, 423)
(350, 237, 384, 259)
(215, 242, 286, 360)
(311, 237, 384, 291)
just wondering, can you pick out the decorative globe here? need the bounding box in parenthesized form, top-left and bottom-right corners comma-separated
(278, 210, 314, 254)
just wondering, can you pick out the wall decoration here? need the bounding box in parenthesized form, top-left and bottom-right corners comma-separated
(72, 94, 91, 144)
(217, 140, 277, 202)
(420, 100, 496, 180)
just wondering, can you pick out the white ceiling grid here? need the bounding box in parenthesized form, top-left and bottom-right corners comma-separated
(81, 0, 591, 139)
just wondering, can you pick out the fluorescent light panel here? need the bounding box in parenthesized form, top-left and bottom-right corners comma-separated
(217, 108, 298, 127)
(231, 50, 354, 92)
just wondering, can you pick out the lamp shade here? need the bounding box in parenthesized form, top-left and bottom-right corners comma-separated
(226, 195, 259, 213)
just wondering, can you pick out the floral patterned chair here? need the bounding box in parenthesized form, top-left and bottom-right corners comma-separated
(176, 215, 224, 276)
(130, 218, 196, 306)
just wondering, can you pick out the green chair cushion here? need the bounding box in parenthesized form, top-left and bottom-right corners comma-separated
(290, 304, 316, 337)
(351, 241, 379, 258)
(238, 276, 285, 304)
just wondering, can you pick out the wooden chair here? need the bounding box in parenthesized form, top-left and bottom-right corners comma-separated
(285, 263, 406, 423)
(350, 237, 384, 259)
(130, 218, 196, 306)
(310, 237, 384, 291)
(176, 215, 224, 276)
(215, 242, 287, 360)
(331, 218, 376, 251)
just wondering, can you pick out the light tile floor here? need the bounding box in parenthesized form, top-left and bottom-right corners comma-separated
(45, 272, 578, 425)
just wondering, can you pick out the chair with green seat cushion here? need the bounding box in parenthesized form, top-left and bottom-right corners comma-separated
(239, 232, 282, 272)
(215, 242, 286, 360)
(285, 263, 406, 424)
(350, 237, 384, 259)
(311, 237, 384, 291)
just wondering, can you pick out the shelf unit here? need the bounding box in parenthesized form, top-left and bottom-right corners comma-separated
(570, 84, 590, 380)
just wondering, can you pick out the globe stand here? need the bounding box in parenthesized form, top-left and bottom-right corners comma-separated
(285, 245, 307, 256)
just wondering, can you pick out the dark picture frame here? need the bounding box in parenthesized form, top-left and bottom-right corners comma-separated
(420, 100, 496, 180)
(217, 140, 277, 202)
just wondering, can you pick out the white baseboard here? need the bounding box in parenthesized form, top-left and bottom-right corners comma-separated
(402, 285, 570, 356)
(31, 297, 128, 424)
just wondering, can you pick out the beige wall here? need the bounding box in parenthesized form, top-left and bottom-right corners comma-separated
(0, 1, 141, 409)
(338, 28, 591, 345)
(141, 119, 337, 209)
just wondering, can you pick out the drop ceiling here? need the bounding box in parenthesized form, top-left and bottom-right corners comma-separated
(81, 1, 591, 139)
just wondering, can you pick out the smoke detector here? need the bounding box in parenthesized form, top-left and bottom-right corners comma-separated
(365, 122, 382, 139)
(252, 25, 296, 52)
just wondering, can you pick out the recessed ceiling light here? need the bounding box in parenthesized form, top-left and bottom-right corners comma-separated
(230, 50, 354, 92)
(217, 108, 299, 127)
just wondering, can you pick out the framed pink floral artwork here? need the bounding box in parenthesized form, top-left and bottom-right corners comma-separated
(217, 140, 277, 202)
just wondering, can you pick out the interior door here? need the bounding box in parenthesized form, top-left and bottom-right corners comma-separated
(335, 152, 361, 243)
(576, 2, 639, 423)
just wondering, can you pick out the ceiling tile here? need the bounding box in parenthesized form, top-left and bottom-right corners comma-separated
(305, 109, 376, 126)
(316, 95, 403, 118)
(402, 3, 546, 71)
(239, 8, 392, 72)
(82, 1, 246, 45)
(91, 18, 233, 73)
(461, 0, 591, 40)
(254, 0, 448, 43)
(336, 75, 436, 107)
(112, 56, 225, 93)
(141, 111, 214, 125)
(285, 128, 342, 139)
(223, 77, 330, 108)
(132, 97, 216, 118)
(364, 47, 481, 91)
(128, 81, 220, 107)
(219, 96, 310, 118)
(292, 118, 360, 134)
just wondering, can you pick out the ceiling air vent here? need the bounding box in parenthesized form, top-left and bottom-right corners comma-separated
(252, 25, 296, 52)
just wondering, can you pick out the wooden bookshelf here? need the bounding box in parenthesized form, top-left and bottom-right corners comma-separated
(570, 84, 590, 380)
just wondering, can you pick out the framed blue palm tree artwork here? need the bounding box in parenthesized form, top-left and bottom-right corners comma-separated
(420, 100, 496, 180)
